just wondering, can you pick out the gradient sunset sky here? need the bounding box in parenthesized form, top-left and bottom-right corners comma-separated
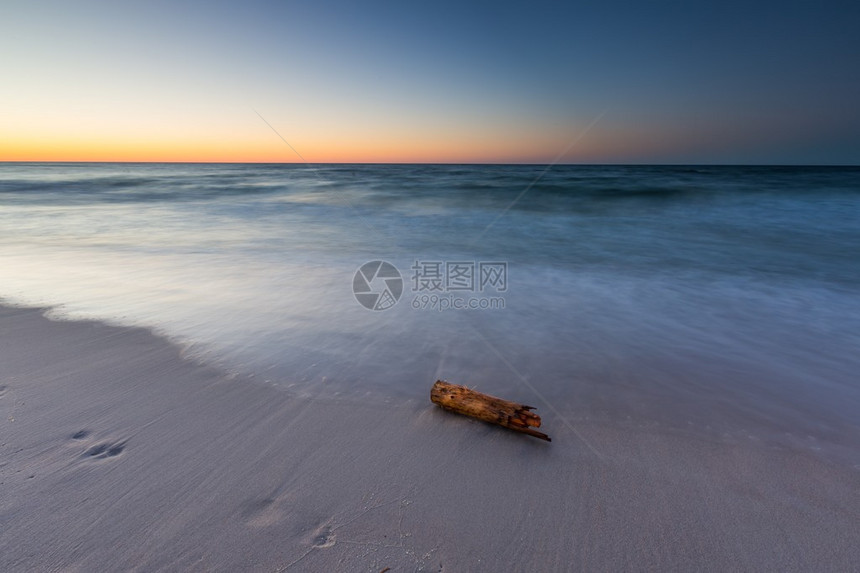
(3, 0, 859, 164)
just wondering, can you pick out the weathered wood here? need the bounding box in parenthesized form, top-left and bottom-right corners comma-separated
(430, 380, 551, 441)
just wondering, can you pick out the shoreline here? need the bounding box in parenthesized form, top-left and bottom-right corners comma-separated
(1, 303, 858, 571)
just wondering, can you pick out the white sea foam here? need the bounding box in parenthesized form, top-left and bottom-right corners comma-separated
(2, 163, 859, 460)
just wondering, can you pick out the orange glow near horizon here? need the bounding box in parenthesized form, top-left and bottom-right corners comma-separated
(1, 109, 740, 164)
(0, 143, 547, 164)
(1, 128, 596, 164)
(4, 113, 847, 165)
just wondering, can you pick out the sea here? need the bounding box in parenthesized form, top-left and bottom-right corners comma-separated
(1, 163, 859, 462)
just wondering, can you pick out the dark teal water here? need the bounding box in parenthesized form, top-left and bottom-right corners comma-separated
(1, 163, 859, 461)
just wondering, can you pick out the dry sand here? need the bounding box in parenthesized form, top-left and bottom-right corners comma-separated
(1, 304, 858, 571)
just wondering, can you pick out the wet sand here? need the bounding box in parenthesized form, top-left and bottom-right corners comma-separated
(1, 304, 858, 571)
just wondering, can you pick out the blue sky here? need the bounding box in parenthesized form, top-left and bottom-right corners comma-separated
(2, 0, 859, 163)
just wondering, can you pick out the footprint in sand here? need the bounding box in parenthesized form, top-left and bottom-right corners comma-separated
(310, 524, 336, 549)
(81, 440, 126, 460)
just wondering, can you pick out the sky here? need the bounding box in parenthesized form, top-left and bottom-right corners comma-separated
(2, 0, 859, 164)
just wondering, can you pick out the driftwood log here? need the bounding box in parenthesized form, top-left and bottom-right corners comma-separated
(430, 380, 551, 441)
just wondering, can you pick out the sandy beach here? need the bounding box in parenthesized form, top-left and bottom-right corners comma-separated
(1, 303, 858, 571)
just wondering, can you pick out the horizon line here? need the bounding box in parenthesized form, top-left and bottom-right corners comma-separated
(2, 160, 858, 168)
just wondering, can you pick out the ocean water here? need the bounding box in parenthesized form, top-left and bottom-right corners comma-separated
(2, 163, 859, 460)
